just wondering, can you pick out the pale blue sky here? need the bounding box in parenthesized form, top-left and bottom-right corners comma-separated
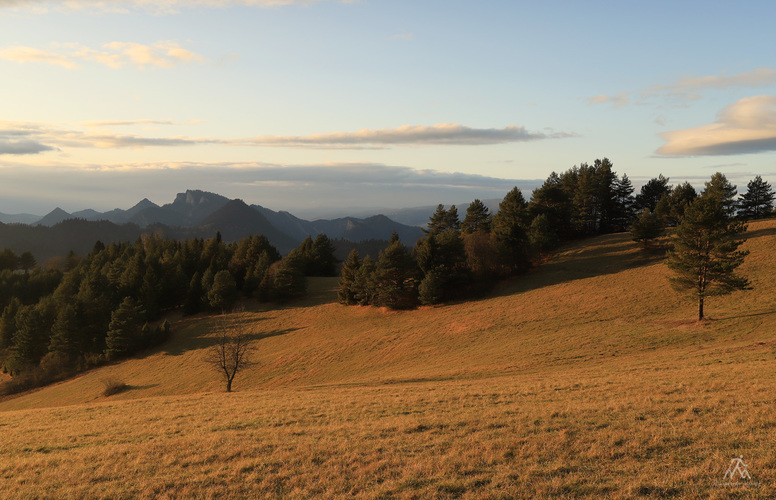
(1, 0, 775, 215)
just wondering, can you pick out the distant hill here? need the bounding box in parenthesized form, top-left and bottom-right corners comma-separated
(162, 190, 231, 226)
(363, 199, 503, 227)
(195, 200, 300, 254)
(252, 204, 423, 245)
(0, 212, 40, 225)
(35, 207, 72, 227)
(310, 214, 423, 243)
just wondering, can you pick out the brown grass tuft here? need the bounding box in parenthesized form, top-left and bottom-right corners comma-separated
(101, 378, 128, 397)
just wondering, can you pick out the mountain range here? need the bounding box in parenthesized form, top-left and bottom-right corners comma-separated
(0, 190, 429, 261)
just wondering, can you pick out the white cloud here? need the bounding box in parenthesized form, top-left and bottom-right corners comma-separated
(0, 41, 204, 69)
(657, 95, 776, 156)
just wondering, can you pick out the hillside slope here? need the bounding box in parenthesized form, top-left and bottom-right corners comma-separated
(2, 220, 776, 498)
(4, 219, 775, 411)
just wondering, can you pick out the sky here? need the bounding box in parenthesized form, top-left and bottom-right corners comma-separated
(1, 0, 776, 217)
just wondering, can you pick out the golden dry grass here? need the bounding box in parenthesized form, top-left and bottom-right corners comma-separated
(2, 219, 776, 498)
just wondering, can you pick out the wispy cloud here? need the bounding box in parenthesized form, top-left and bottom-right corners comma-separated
(0, 121, 573, 154)
(649, 67, 776, 96)
(587, 93, 629, 108)
(589, 67, 776, 107)
(0, 46, 78, 68)
(657, 95, 776, 156)
(81, 119, 178, 127)
(0, 41, 204, 69)
(234, 123, 574, 148)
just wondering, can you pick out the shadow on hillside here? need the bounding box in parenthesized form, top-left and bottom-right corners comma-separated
(714, 309, 776, 322)
(122, 383, 159, 392)
(745, 226, 776, 240)
(162, 317, 301, 357)
(492, 233, 667, 297)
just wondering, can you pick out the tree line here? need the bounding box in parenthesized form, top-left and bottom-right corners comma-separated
(339, 161, 773, 310)
(0, 232, 337, 394)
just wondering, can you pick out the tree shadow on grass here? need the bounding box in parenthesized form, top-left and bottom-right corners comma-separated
(162, 325, 302, 357)
(491, 232, 668, 297)
(714, 309, 776, 322)
(743, 225, 776, 240)
(122, 383, 159, 392)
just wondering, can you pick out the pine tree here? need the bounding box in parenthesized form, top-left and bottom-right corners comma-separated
(413, 228, 469, 304)
(104, 297, 145, 360)
(270, 251, 307, 301)
(635, 174, 671, 212)
(418, 269, 443, 306)
(184, 271, 203, 315)
(528, 214, 560, 253)
(656, 182, 697, 226)
(338, 249, 362, 305)
(353, 255, 377, 306)
(630, 209, 665, 249)
(19, 251, 36, 273)
(492, 187, 531, 273)
(667, 194, 749, 321)
(48, 304, 82, 359)
(0, 297, 20, 349)
(702, 172, 738, 218)
(425, 204, 460, 235)
(11, 305, 48, 367)
(374, 237, 419, 309)
(739, 175, 774, 219)
(0, 249, 19, 271)
(462, 199, 492, 234)
(207, 270, 238, 311)
(613, 174, 636, 231)
(528, 172, 574, 240)
(310, 234, 337, 276)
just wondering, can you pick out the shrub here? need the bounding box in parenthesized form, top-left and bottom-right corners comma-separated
(102, 378, 128, 397)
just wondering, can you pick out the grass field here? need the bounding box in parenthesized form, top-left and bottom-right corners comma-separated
(1, 220, 775, 498)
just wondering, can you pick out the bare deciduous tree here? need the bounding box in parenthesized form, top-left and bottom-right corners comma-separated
(206, 318, 254, 392)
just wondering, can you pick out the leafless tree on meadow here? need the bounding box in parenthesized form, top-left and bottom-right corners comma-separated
(206, 318, 254, 392)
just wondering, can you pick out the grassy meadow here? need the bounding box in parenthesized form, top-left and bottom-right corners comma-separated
(1, 220, 776, 498)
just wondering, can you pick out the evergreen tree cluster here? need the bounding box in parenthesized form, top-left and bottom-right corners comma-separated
(631, 173, 774, 248)
(339, 158, 645, 308)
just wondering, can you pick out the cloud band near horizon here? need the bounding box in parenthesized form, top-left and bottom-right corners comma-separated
(0, 161, 541, 214)
(0, 121, 573, 155)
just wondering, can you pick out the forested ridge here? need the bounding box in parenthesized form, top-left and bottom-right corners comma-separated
(0, 232, 337, 394)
